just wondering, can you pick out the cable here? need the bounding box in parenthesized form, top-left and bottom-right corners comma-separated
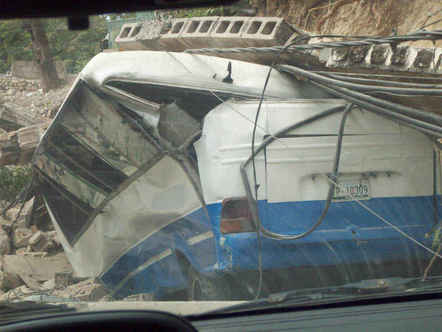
(251, 104, 352, 241)
(277, 64, 442, 128)
(278, 65, 442, 96)
(248, 32, 317, 300)
(421, 17, 442, 30)
(248, 32, 342, 299)
(185, 30, 442, 55)
(318, 72, 442, 89)
(241, 105, 349, 243)
(313, 71, 442, 83)
(310, 81, 442, 137)
(419, 8, 442, 30)
(433, 150, 439, 226)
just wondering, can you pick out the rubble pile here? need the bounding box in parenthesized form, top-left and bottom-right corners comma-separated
(0, 76, 40, 92)
(0, 76, 74, 119)
(0, 200, 108, 303)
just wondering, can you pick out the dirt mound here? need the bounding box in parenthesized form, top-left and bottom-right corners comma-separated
(251, 0, 442, 47)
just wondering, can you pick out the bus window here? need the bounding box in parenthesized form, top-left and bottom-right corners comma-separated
(59, 82, 160, 176)
(39, 174, 94, 245)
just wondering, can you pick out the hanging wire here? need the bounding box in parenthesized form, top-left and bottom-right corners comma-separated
(243, 104, 353, 241)
(419, 8, 442, 30)
(185, 30, 442, 55)
(421, 18, 442, 30)
(230, 27, 442, 298)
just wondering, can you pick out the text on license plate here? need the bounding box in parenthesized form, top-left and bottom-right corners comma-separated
(333, 179, 370, 201)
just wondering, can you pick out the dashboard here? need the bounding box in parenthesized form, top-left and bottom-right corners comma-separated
(193, 298, 442, 331)
(3, 296, 442, 331)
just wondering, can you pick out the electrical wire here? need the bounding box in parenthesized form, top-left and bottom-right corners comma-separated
(207, 30, 442, 299)
(433, 150, 439, 227)
(277, 64, 442, 128)
(310, 81, 442, 137)
(419, 8, 442, 29)
(185, 30, 442, 55)
(248, 33, 317, 300)
(248, 32, 346, 299)
(421, 17, 442, 30)
(278, 64, 442, 96)
(318, 72, 442, 89)
(242, 104, 352, 241)
(246, 31, 410, 299)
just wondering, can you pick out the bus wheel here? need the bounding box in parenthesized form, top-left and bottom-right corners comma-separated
(187, 266, 231, 301)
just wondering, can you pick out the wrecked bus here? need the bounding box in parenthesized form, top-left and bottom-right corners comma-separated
(32, 51, 440, 300)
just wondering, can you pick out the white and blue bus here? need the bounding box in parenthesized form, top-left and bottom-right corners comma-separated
(33, 51, 440, 300)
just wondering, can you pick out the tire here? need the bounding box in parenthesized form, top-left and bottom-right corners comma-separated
(187, 266, 231, 301)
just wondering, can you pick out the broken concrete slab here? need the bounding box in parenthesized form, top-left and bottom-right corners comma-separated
(0, 227, 10, 255)
(2, 253, 73, 282)
(0, 285, 33, 302)
(0, 103, 45, 131)
(13, 227, 32, 249)
(28, 231, 49, 252)
(52, 279, 108, 302)
(0, 270, 23, 291)
(0, 120, 51, 166)
(41, 278, 55, 291)
(19, 273, 42, 290)
(54, 272, 74, 289)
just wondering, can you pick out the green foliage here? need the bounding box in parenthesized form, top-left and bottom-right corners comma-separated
(169, 0, 251, 18)
(0, 20, 33, 72)
(0, 16, 107, 74)
(0, 166, 32, 204)
(172, 6, 225, 18)
(46, 16, 107, 73)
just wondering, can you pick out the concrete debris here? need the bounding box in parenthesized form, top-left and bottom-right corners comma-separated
(54, 272, 74, 289)
(41, 278, 55, 290)
(0, 285, 33, 302)
(21, 251, 48, 258)
(0, 227, 10, 255)
(123, 293, 154, 301)
(20, 273, 42, 290)
(0, 119, 52, 166)
(52, 279, 108, 302)
(0, 270, 24, 291)
(0, 77, 40, 92)
(12, 227, 32, 249)
(28, 231, 49, 252)
(46, 231, 60, 246)
(0, 75, 74, 137)
(117, 16, 294, 52)
(2, 253, 72, 282)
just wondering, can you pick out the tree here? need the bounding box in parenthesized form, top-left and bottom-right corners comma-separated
(23, 19, 61, 92)
(0, 20, 32, 72)
(0, 16, 107, 83)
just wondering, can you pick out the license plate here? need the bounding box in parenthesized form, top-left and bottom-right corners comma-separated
(333, 178, 370, 201)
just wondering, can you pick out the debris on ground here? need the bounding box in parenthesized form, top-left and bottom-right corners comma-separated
(0, 196, 109, 303)
(0, 76, 75, 120)
(52, 279, 108, 302)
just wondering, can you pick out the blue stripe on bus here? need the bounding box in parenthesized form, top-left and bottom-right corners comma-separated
(100, 195, 439, 298)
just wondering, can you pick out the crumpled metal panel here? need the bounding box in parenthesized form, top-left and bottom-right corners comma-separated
(158, 102, 201, 147)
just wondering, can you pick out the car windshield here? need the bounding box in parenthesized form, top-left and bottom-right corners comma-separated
(0, 1, 442, 319)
